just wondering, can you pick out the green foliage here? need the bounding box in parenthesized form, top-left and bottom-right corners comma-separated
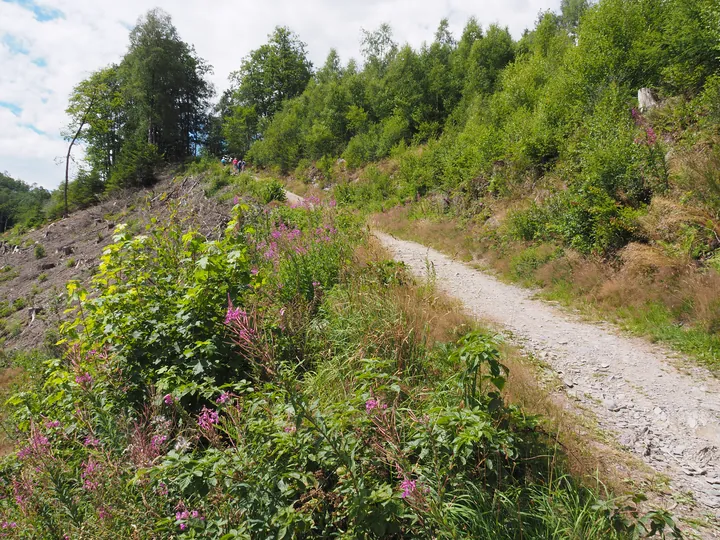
(33, 244, 46, 259)
(0, 172, 50, 233)
(0, 170, 679, 536)
(64, 8, 212, 192)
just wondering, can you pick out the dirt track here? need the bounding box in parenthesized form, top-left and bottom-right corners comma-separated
(375, 231, 720, 529)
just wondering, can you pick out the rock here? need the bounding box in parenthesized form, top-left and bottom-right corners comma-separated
(563, 379, 574, 388)
(57, 245, 74, 256)
(654, 407, 663, 416)
(605, 399, 624, 412)
(638, 88, 659, 112)
(707, 477, 720, 485)
(601, 363, 610, 369)
(39, 262, 56, 271)
(682, 466, 707, 476)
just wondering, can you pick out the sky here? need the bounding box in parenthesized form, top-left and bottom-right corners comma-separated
(0, 0, 561, 191)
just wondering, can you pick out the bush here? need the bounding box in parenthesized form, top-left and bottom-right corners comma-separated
(33, 244, 45, 259)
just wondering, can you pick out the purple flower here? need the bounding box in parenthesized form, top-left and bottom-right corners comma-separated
(646, 127, 657, 145)
(163, 394, 174, 405)
(216, 392, 230, 404)
(250, 267, 259, 276)
(75, 372, 93, 387)
(83, 435, 100, 447)
(191, 510, 199, 519)
(151, 435, 167, 449)
(233, 195, 240, 206)
(366, 399, 378, 412)
(81, 459, 101, 491)
(179, 523, 187, 531)
(400, 478, 417, 498)
(284, 425, 296, 433)
(197, 407, 220, 430)
(45, 420, 61, 429)
(176, 510, 189, 520)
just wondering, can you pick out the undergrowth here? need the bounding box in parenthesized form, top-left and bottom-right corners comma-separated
(0, 175, 679, 538)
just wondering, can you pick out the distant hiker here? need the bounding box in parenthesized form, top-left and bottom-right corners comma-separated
(232, 158, 238, 170)
(241, 160, 246, 172)
(221, 157, 227, 166)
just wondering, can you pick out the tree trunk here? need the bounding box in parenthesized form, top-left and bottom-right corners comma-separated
(65, 98, 95, 217)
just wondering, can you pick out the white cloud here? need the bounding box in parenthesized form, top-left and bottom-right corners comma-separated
(0, 0, 560, 190)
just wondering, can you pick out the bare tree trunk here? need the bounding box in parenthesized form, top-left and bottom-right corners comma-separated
(64, 98, 95, 217)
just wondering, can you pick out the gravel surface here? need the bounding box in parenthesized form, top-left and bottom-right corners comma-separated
(376, 231, 720, 525)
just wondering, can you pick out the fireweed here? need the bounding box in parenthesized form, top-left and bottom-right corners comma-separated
(0, 185, 676, 538)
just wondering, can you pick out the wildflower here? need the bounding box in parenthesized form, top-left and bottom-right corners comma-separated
(225, 305, 246, 325)
(98, 507, 110, 520)
(45, 420, 61, 429)
(197, 407, 219, 430)
(81, 459, 101, 491)
(191, 510, 199, 519)
(400, 478, 417, 499)
(180, 523, 187, 531)
(176, 510, 190, 520)
(216, 392, 230, 404)
(312, 281, 320, 288)
(157, 482, 169, 496)
(250, 267, 259, 275)
(233, 195, 240, 205)
(284, 425, 296, 433)
(75, 372, 93, 387)
(83, 435, 100, 447)
(151, 434, 168, 449)
(366, 399, 379, 412)
(163, 394, 174, 405)
(17, 447, 31, 460)
(646, 127, 657, 145)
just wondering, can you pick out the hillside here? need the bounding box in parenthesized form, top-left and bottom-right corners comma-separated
(1, 0, 719, 536)
(0, 165, 696, 537)
(0, 170, 229, 355)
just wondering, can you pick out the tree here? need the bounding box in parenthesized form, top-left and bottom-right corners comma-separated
(561, 0, 591, 31)
(121, 8, 212, 161)
(360, 23, 398, 75)
(230, 27, 312, 120)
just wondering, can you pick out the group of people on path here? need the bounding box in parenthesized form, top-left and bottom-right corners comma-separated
(221, 156, 246, 172)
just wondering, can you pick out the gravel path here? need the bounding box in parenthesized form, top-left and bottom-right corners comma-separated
(375, 231, 720, 522)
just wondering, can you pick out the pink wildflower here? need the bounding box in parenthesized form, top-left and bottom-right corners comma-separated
(75, 372, 93, 387)
(400, 478, 417, 499)
(233, 195, 240, 206)
(197, 407, 219, 430)
(366, 399, 379, 412)
(250, 267, 259, 275)
(163, 394, 174, 405)
(81, 459, 101, 491)
(83, 435, 100, 448)
(646, 127, 657, 145)
(151, 435, 167, 449)
(45, 420, 61, 429)
(284, 425, 296, 433)
(216, 392, 230, 404)
(179, 523, 187, 531)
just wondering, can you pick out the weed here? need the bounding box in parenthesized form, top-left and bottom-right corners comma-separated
(34, 244, 45, 259)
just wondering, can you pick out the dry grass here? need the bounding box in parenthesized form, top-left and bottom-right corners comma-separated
(361, 237, 649, 495)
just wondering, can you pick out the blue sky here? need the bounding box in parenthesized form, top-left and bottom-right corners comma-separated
(0, 0, 561, 190)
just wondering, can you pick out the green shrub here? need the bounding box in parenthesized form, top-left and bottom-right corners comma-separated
(34, 244, 45, 259)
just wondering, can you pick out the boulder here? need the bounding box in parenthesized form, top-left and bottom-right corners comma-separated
(638, 88, 659, 112)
